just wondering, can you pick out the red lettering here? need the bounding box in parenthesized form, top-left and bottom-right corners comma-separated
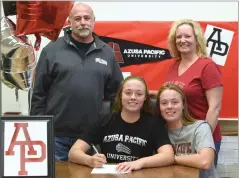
(5, 123, 46, 176)
(174, 142, 193, 155)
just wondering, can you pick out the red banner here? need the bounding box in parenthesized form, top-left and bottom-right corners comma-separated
(93, 21, 238, 119)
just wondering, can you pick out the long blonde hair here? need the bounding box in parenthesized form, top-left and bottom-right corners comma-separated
(168, 19, 208, 59)
(156, 83, 196, 126)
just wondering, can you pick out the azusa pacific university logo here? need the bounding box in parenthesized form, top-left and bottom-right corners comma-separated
(99, 36, 172, 67)
(5, 123, 46, 176)
(204, 25, 234, 66)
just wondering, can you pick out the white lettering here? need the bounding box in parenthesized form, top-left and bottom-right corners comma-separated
(107, 153, 138, 161)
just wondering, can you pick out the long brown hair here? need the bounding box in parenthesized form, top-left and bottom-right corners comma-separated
(112, 75, 152, 114)
(156, 83, 196, 126)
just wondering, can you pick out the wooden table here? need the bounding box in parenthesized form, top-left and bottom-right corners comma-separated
(56, 161, 199, 178)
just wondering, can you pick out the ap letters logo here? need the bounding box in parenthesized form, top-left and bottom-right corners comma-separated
(4, 122, 48, 176)
(204, 24, 234, 66)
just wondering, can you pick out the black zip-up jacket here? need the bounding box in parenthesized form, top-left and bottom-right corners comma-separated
(30, 31, 123, 137)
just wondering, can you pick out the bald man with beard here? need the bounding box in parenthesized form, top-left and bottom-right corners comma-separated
(30, 3, 123, 161)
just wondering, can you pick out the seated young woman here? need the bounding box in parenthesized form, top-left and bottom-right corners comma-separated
(68, 76, 174, 172)
(156, 83, 218, 177)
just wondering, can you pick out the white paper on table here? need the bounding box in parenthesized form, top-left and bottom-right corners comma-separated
(91, 164, 130, 174)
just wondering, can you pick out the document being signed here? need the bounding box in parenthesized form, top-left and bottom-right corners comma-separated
(91, 164, 130, 174)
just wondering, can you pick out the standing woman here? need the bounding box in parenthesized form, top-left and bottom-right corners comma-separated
(165, 19, 223, 167)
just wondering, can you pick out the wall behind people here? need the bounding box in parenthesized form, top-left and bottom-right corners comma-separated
(1, 2, 238, 117)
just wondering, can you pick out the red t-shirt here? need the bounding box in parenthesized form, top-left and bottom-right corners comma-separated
(165, 57, 223, 142)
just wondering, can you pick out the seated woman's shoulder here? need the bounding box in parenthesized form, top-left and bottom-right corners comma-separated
(141, 112, 156, 120)
(141, 112, 165, 124)
(193, 120, 211, 130)
(194, 120, 206, 124)
(99, 112, 116, 127)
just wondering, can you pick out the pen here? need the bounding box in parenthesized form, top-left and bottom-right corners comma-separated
(91, 143, 99, 154)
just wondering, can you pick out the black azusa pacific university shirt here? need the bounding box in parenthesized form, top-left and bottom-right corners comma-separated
(81, 112, 171, 163)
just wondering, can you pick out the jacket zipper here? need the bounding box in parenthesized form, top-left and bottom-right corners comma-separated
(69, 41, 98, 66)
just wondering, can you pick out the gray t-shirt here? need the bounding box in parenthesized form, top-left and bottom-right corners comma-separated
(168, 120, 218, 178)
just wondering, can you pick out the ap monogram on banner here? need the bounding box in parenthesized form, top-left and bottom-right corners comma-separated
(204, 24, 234, 66)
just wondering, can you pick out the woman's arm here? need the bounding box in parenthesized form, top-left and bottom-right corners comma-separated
(174, 122, 215, 170)
(174, 147, 215, 170)
(205, 86, 223, 131)
(137, 144, 175, 168)
(116, 144, 174, 172)
(68, 139, 107, 168)
(201, 61, 223, 132)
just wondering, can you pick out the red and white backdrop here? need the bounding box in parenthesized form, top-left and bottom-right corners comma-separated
(90, 21, 237, 119)
(1, 2, 237, 120)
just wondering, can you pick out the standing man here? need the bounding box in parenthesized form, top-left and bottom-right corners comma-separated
(30, 3, 123, 161)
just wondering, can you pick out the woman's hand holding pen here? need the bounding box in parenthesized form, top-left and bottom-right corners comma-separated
(89, 144, 107, 167)
(90, 153, 107, 168)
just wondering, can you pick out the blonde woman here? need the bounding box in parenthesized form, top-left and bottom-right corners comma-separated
(151, 19, 223, 166)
